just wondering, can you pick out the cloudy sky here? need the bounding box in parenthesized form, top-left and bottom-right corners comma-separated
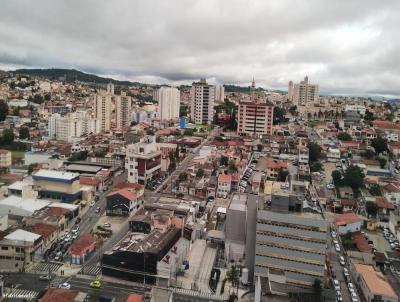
(0, 0, 399, 97)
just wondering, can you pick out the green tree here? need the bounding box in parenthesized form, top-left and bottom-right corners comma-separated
(310, 162, 323, 172)
(228, 160, 238, 173)
(220, 156, 229, 166)
(277, 168, 288, 182)
(196, 168, 205, 178)
(19, 127, 30, 139)
(371, 136, 388, 154)
(68, 151, 88, 161)
(28, 163, 38, 175)
(179, 105, 189, 117)
(0, 100, 9, 121)
(364, 109, 374, 121)
(146, 129, 155, 136)
(332, 170, 342, 187)
(273, 107, 287, 125)
(168, 162, 176, 173)
(257, 144, 263, 152)
(13, 107, 20, 116)
(178, 172, 188, 181)
(366, 201, 378, 217)
(343, 165, 365, 191)
(184, 128, 195, 136)
(337, 132, 352, 141)
(312, 279, 322, 302)
(32, 94, 44, 104)
(2, 129, 14, 145)
(377, 156, 387, 169)
(308, 142, 321, 162)
(362, 149, 375, 159)
(369, 184, 382, 196)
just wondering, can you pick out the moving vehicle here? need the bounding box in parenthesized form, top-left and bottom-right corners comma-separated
(39, 275, 51, 281)
(90, 280, 102, 288)
(59, 282, 71, 289)
(103, 222, 111, 228)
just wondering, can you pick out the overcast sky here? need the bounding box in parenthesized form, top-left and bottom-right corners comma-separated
(1, 0, 399, 97)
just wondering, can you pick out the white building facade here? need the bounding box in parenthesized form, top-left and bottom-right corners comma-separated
(190, 79, 215, 124)
(154, 87, 180, 121)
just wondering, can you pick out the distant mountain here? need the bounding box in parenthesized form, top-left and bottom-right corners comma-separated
(13, 68, 141, 86)
(386, 98, 400, 103)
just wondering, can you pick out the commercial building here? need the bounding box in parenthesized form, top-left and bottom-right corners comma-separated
(126, 136, 161, 184)
(352, 264, 397, 302)
(237, 98, 274, 136)
(102, 228, 188, 285)
(254, 209, 327, 289)
(292, 76, 319, 106)
(116, 91, 132, 129)
(94, 91, 112, 132)
(32, 169, 82, 203)
(0, 229, 42, 272)
(153, 87, 180, 121)
(70, 234, 96, 265)
(190, 79, 215, 124)
(106, 189, 140, 216)
(0, 149, 12, 168)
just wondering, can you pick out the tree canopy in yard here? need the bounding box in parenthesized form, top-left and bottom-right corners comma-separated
(377, 157, 387, 169)
(19, 127, 30, 139)
(308, 142, 321, 162)
(332, 170, 343, 187)
(1, 129, 14, 145)
(0, 100, 9, 121)
(196, 168, 204, 178)
(366, 201, 378, 217)
(343, 165, 365, 191)
(277, 168, 288, 182)
(369, 184, 382, 196)
(371, 135, 388, 154)
(273, 107, 287, 125)
(337, 132, 352, 141)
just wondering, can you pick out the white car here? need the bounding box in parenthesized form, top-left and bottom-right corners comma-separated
(339, 256, 345, 266)
(333, 239, 339, 245)
(89, 201, 95, 207)
(348, 282, 355, 293)
(335, 244, 341, 252)
(351, 292, 358, 302)
(331, 231, 337, 238)
(333, 279, 340, 290)
(59, 282, 71, 289)
(343, 267, 350, 277)
(103, 222, 111, 228)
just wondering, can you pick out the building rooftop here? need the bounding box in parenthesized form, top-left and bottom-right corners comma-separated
(4, 229, 41, 243)
(107, 188, 137, 200)
(33, 169, 79, 182)
(7, 180, 33, 191)
(70, 234, 95, 255)
(335, 212, 362, 226)
(107, 228, 180, 255)
(65, 164, 102, 173)
(258, 209, 327, 230)
(38, 288, 83, 302)
(354, 263, 397, 298)
(0, 196, 50, 214)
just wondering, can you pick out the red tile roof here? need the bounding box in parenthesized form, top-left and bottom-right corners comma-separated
(31, 223, 57, 239)
(113, 182, 144, 192)
(107, 188, 137, 200)
(0, 149, 10, 155)
(373, 120, 400, 130)
(46, 207, 69, 217)
(69, 234, 95, 255)
(38, 288, 80, 302)
(335, 212, 361, 226)
(352, 233, 372, 253)
(80, 176, 100, 186)
(266, 158, 288, 169)
(218, 173, 232, 183)
(126, 294, 144, 302)
(384, 183, 400, 193)
(375, 197, 395, 210)
(362, 159, 380, 166)
(231, 172, 240, 182)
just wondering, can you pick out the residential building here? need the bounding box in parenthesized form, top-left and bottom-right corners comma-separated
(384, 183, 400, 206)
(94, 91, 112, 132)
(106, 189, 140, 216)
(254, 210, 327, 289)
(0, 149, 12, 168)
(154, 87, 180, 121)
(70, 234, 96, 265)
(352, 264, 397, 302)
(292, 76, 319, 106)
(107, 82, 114, 95)
(38, 288, 87, 302)
(215, 84, 225, 101)
(125, 136, 161, 184)
(116, 91, 132, 129)
(217, 173, 232, 198)
(0, 229, 42, 272)
(32, 169, 82, 203)
(334, 212, 362, 234)
(287, 80, 294, 101)
(190, 78, 215, 124)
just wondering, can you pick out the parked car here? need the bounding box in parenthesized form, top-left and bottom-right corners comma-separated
(334, 244, 341, 252)
(95, 207, 101, 213)
(103, 222, 111, 228)
(339, 256, 345, 266)
(75, 217, 81, 225)
(89, 201, 95, 207)
(333, 279, 340, 290)
(343, 267, 350, 277)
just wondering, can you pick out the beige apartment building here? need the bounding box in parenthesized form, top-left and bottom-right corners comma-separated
(116, 91, 132, 129)
(94, 91, 112, 132)
(0, 149, 12, 168)
(237, 99, 274, 136)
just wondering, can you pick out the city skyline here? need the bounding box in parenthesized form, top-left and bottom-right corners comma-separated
(0, 0, 400, 98)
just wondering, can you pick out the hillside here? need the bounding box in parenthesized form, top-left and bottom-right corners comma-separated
(14, 68, 140, 86)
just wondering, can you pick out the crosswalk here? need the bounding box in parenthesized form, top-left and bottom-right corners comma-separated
(3, 289, 39, 301)
(28, 262, 62, 273)
(50, 276, 67, 288)
(80, 264, 101, 276)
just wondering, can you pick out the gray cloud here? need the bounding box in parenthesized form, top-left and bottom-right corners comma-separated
(0, 0, 399, 96)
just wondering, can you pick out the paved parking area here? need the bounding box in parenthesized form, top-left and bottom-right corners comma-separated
(366, 230, 392, 253)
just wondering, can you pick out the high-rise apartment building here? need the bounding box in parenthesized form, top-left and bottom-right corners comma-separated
(292, 76, 319, 106)
(94, 91, 112, 132)
(153, 87, 180, 121)
(215, 84, 225, 101)
(116, 91, 132, 129)
(237, 99, 274, 136)
(107, 82, 114, 95)
(288, 80, 294, 101)
(190, 79, 215, 124)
